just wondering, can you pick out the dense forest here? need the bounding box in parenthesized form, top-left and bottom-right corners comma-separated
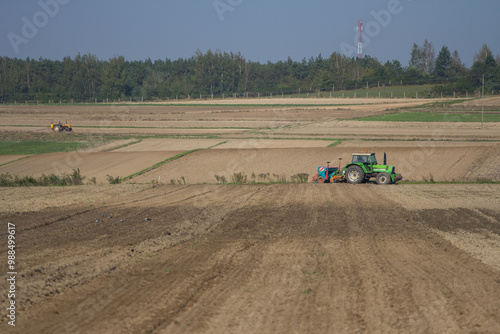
(0, 42, 499, 102)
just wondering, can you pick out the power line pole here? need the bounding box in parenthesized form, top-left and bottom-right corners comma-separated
(482, 73, 484, 129)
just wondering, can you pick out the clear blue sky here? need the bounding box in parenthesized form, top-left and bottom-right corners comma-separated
(1, 0, 499, 67)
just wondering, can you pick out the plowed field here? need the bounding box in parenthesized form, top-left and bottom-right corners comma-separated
(0, 151, 180, 183)
(1, 99, 500, 333)
(3, 141, 498, 183)
(130, 144, 500, 184)
(1, 184, 499, 333)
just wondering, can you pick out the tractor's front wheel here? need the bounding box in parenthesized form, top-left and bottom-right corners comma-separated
(317, 177, 325, 183)
(346, 165, 364, 184)
(376, 172, 391, 185)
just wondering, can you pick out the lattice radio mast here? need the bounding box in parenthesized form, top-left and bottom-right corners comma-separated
(357, 19, 363, 59)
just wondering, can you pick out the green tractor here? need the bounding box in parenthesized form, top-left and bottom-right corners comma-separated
(313, 152, 402, 185)
(344, 152, 402, 184)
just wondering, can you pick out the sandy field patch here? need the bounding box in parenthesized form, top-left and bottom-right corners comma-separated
(0, 151, 181, 183)
(434, 228, 500, 272)
(91, 138, 140, 152)
(0, 183, 150, 213)
(281, 120, 500, 141)
(338, 140, 500, 148)
(114, 138, 223, 152)
(214, 139, 333, 149)
(0, 155, 29, 165)
(377, 184, 500, 210)
(158, 97, 437, 105)
(130, 144, 499, 183)
(454, 96, 500, 108)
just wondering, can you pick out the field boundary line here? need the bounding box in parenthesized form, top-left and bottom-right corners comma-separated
(0, 155, 31, 167)
(102, 139, 143, 152)
(121, 141, 227, 181)
(353, 111, 500, 122)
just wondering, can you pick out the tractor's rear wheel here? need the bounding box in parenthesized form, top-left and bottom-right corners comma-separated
(376, 172, 391, 185)
(53, 126, 60, 133)
(317, 177, 325, 183)
(346, 165, 364, 184)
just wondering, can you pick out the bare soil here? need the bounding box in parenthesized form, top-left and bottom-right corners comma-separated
(114, 139, 224, 152)
(0, 151, 181, 183)
(0, 155, 28, 166)
(1, 100, 499, 140)
(453, 96, 500, 109)
(213, 139, 333, 149)
(130, 144, 500, 183)
(159, 97, 438, 105)
(0, 184, 150, 213)
(0, 103, 401, 129)
(1, 184, 499, 333)
(279, 120, 500, 141)
(1, 99, 500, 333)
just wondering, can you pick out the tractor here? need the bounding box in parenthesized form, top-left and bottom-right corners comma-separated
(51, 121, 72, 132)
(313, 152, 402, 185)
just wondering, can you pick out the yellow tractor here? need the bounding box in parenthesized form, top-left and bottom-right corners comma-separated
(50, 121, 72, 132)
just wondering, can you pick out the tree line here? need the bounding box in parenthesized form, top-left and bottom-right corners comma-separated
(0, 42, 499, 102)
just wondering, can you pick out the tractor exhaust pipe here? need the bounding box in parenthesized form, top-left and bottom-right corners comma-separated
(384, 152, 387, 165)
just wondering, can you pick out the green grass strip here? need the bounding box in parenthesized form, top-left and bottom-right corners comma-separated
(327, 140, 342, 147)
(0, 155, 31, 167)
(121, 141, 227, 181)
(0, 140, 85, 155)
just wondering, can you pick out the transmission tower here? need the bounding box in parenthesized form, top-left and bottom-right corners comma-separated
(357, 19, 363, 59)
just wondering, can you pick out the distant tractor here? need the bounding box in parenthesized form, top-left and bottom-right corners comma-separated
(313, 152, 402, 185)
(51, 121, 72, 132)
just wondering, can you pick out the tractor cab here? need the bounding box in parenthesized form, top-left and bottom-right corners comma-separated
(352, 153, 376, 164)
(352, 153, 376, 173)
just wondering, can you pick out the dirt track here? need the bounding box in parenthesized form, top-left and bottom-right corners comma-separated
(1, 184, 499, 333)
